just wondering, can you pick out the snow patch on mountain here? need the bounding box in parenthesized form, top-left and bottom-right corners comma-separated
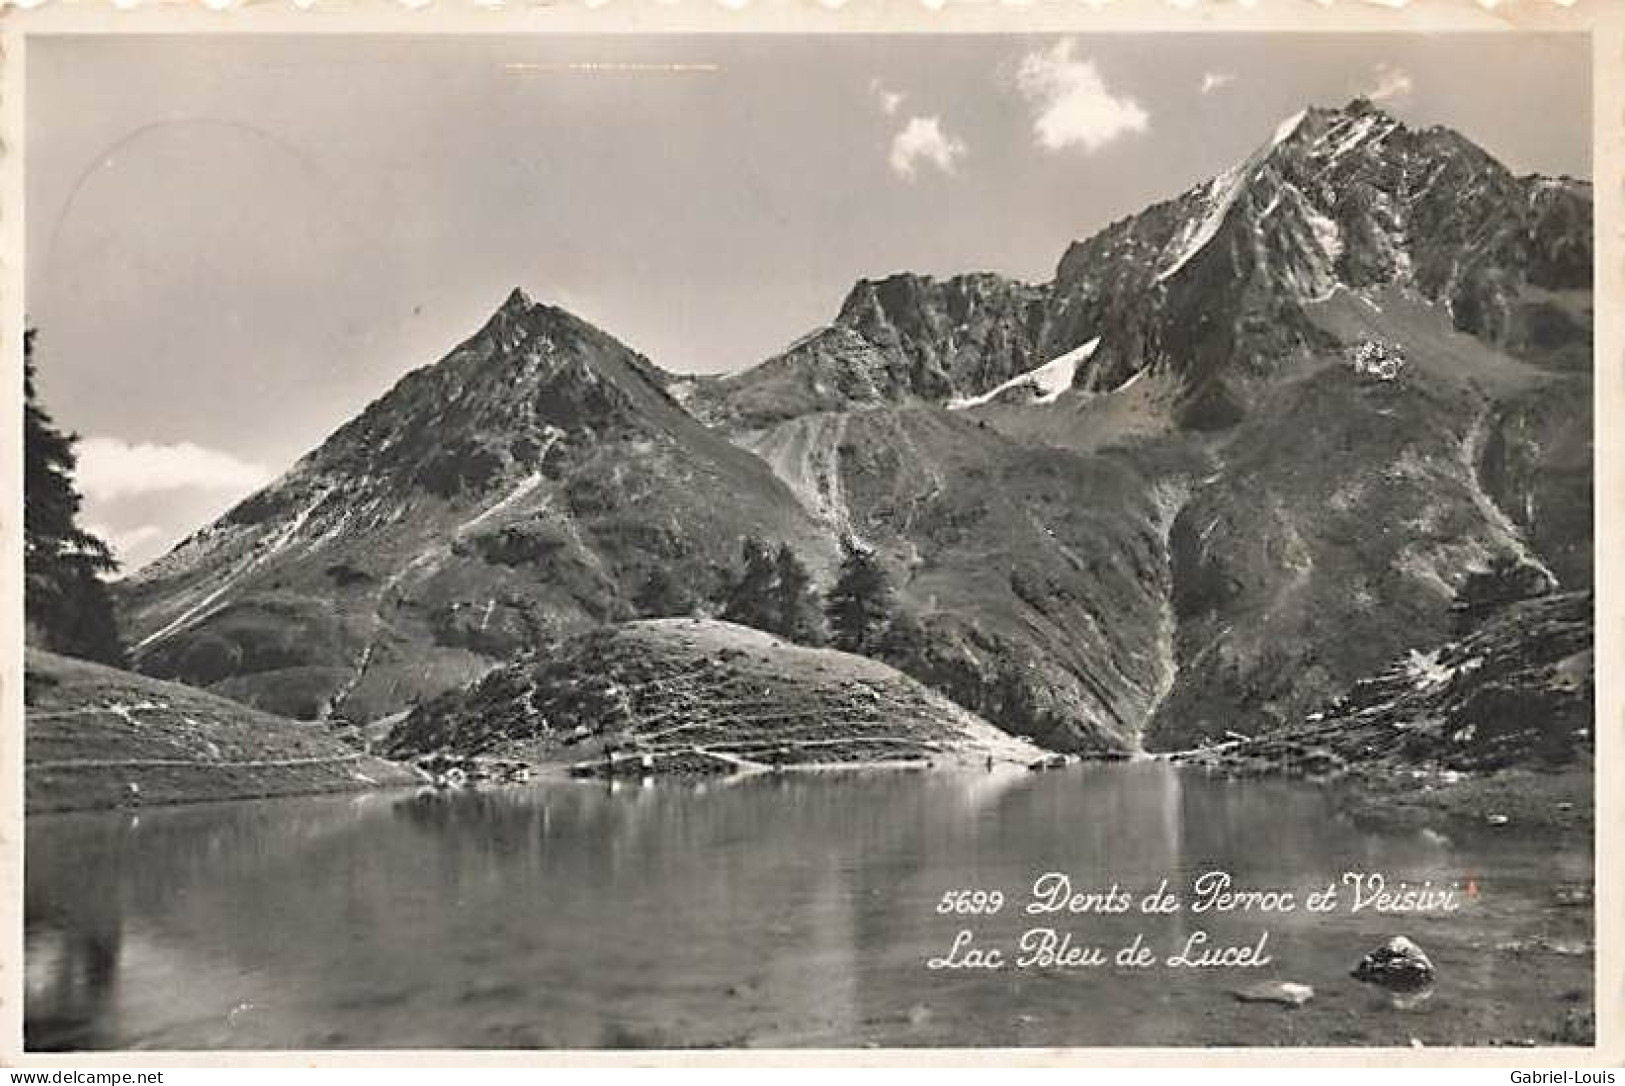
(1273, 109, 1308, 146)
(1157, 110, 1307, 284)
(1307, 201, 1344, 256)
(948, 337, 1100, 409)
(1113, 368, 1146, 393)
(1316, 114, 1399, 166)
(1157, 171, 1243, 284)
(458, 469, 548, 537)
(135, 487, 334, 650)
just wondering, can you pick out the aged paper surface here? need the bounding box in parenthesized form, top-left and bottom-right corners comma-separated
(0, 0, 1619, 1066)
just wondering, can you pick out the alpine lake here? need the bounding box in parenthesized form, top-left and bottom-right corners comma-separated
(25, 762, 1592, 1050)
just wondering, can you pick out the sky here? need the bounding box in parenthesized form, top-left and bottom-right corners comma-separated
(25, 33, 1591, 572)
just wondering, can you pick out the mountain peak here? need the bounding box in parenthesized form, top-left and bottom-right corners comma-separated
(833, 270, 1043, 334)
(475, 285, 541, 346)
(1291, 97, 1402, 145)
(500, 286, 535, 314)
(835, 273, 933, 324)
(1306, 96, 1392, 123)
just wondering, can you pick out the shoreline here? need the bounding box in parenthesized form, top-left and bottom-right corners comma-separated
(1172, 753, 1594, 841)
(24, 755, 420, 815)
(26, 752, 1596, 846)
(1331, 765, 1594, 839)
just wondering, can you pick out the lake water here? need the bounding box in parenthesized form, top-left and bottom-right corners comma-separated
(25, 763, 1592, 1050)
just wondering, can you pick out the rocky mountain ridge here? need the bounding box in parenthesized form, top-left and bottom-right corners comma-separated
(116, 97, 1592, 757)
(695, 99, 1590, 429)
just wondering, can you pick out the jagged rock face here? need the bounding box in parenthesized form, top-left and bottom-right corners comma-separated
(713, 99, 1592, 426)
(708, 273, 1051, 427)
(842, 274, 1056, 399)
(1521, 178, 1593, 290)
(1053, 103, 1592, 407)
(119, 291, 833, 721)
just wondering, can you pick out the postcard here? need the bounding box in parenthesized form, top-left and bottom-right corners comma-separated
(3, 0, 1617, 1065)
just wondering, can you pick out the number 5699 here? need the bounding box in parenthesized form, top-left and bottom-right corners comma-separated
(935, 889, 1004, 915)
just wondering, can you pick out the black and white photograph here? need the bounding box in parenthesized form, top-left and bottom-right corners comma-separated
(14, 19, 1602, 1056)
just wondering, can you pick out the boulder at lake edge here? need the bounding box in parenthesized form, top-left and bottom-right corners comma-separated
(1352, 936, 1436, 992)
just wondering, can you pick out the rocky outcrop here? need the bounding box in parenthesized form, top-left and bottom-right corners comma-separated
(1352, 936, 1436, 992)
(385, 618, 1045, 773)
(1478, 374, 1594, 589)
(1172, 589, 1592, 775)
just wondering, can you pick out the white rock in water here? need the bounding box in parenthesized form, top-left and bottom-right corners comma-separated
(1233, 981, 1315, 1007)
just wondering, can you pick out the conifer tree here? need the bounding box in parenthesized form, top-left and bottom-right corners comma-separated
(877, 607, 928, 667)
(633, 566, 697, 618)
(24, 328, 125, 665)
(773, 543, 825, 646)
(718, 536, 778, 631)
(824, 539, 894, 655)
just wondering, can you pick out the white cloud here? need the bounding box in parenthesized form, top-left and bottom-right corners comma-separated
(1367, 63, 1414, 103)
(888, 116, 967, 180)
(77, 437, 273, 501)
(1200, 71, 1236, 95)
(85, 522, 168, 572)
(1015, 39, 1149, 153)
(870, 77, 905, 116)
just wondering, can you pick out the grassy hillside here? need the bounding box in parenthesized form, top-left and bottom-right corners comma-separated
(386, 618, 1046, 773)
(25, 649, 416, 813)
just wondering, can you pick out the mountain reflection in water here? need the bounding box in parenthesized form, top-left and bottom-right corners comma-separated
(25, 764, 1591, 1049)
